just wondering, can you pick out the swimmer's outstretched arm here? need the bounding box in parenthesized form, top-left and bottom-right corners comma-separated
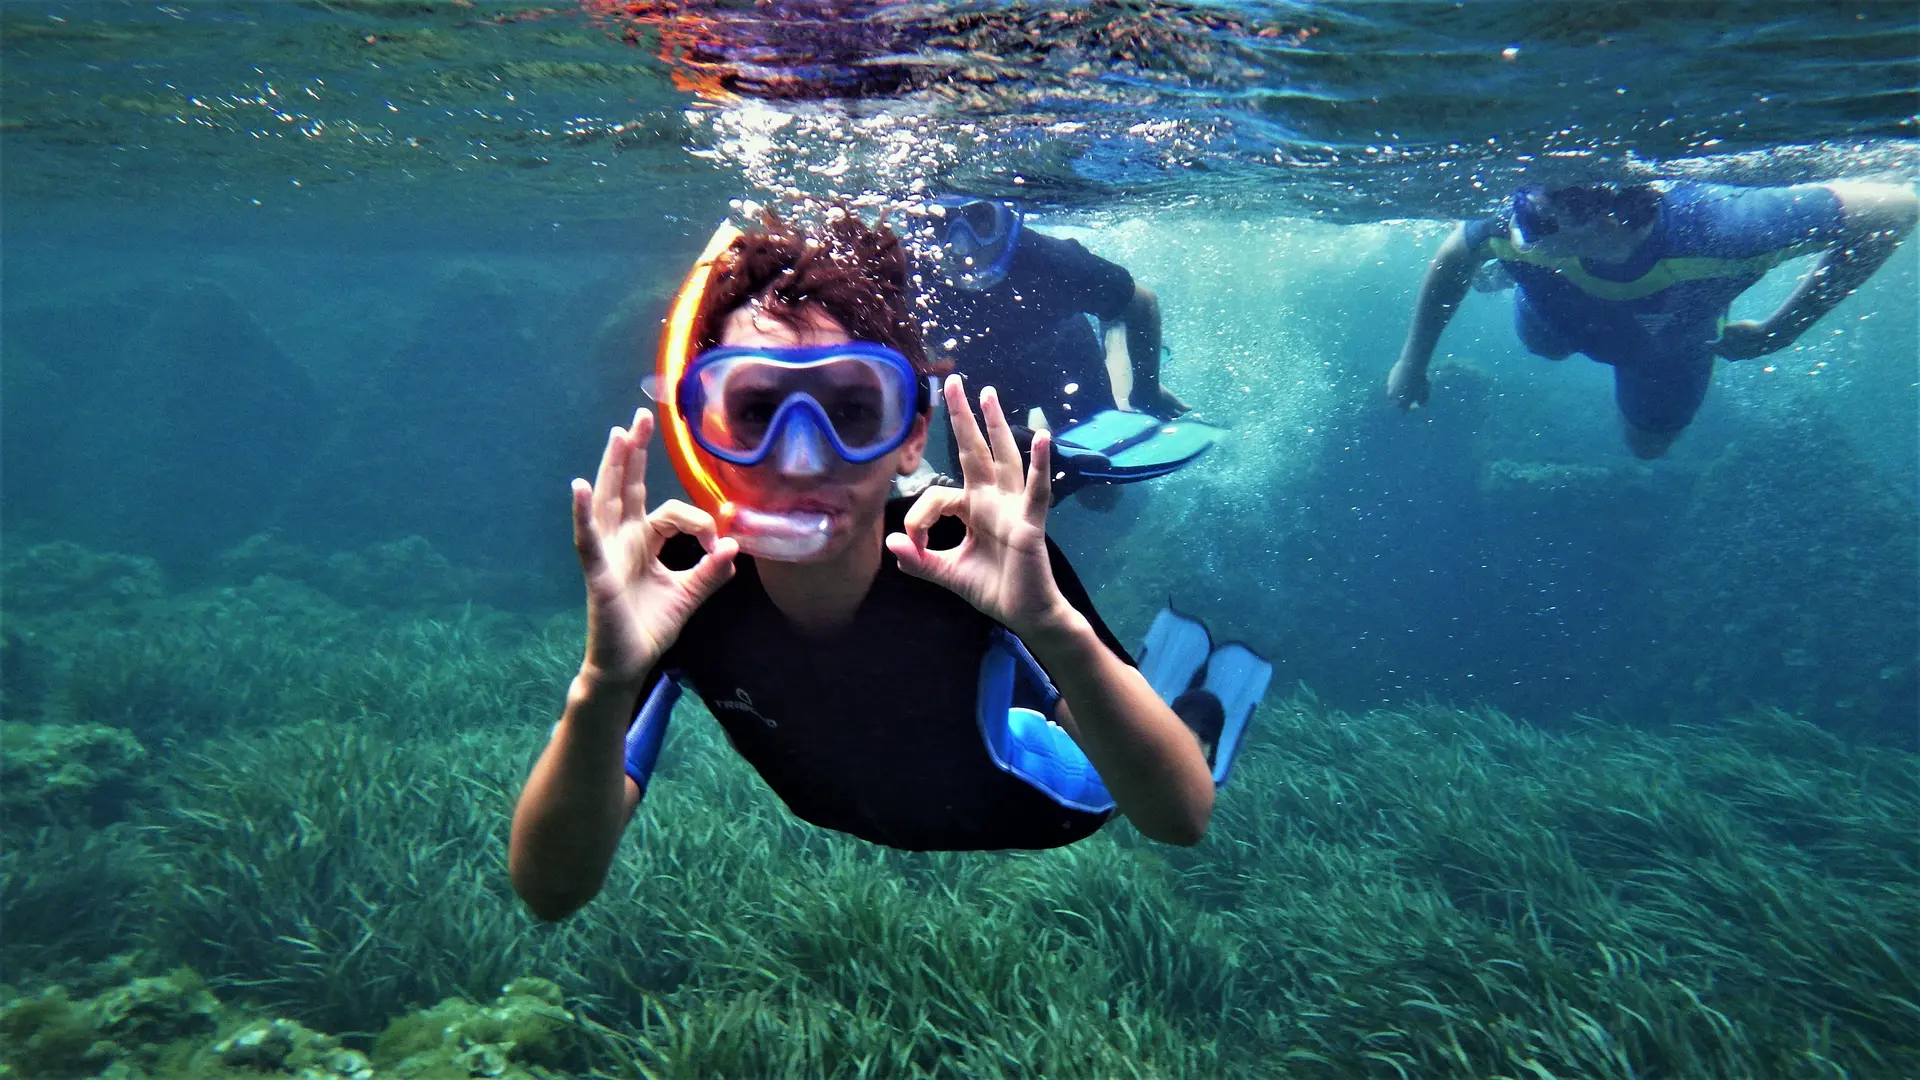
(1718, 182, 1918, 360)
(510, 411, 737, 921)
(889, 377, 1215, 845)
(1388, 223, 1487, 410)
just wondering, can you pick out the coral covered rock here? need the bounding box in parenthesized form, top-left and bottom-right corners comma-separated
(372, 978, 582, 1078)
(213, 1017, 373, 1078)
(0, 986, 107, 1078)
(0, 967, 214, 1078)
(0, 722, 146, 830)
(1, 542, 165, 616)
(88, 968, 219, 1051)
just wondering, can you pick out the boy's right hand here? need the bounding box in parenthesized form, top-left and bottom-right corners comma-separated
(571, 408, 738, 689)
(1386, 357, 1430, 410)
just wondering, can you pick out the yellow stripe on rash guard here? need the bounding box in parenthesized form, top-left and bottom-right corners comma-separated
(1485, 234, 1824, 302)
(657, 222, 744, 516)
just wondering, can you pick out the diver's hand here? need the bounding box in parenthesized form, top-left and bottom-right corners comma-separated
(1386, 357, 1430, 410)
(888, 377, 1075, 639)
(1136, 384, 1191, 420)
(571, 409, 737, 687)
(1714, 319, 1785, 361)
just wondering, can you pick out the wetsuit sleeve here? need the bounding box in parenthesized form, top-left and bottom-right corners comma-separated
(1026, 232, 1136, 321)
(1683, 183, 1847, 257)
(624, 532, 704, 782)
(1459, 216, 1505, 254)
(1045, 537, 1135, 665)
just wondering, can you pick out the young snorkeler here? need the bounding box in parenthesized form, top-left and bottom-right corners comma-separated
(510, 211, 1269, 922)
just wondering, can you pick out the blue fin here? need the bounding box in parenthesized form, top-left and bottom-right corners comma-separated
(1054, 410, 1224, 482)
(1135, 606, 1212, 704)
(1201, 643, 1272, 787)
(976, 612, 1270, 813)
(977, 631, 1113, 813)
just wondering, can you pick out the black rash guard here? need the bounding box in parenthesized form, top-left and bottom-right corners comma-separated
(917, 230, 1137, 428)
(640, 497, 1131, 851)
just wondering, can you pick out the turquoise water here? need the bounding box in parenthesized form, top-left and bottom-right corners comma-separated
(3, 3, 1917, 1077)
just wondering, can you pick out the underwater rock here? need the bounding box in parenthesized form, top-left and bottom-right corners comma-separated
(213, 1017, 374, 1078)
(216, 530, 488, 610)
(1646, 414, 1919, 738)
(0, 722, 146, 830)
(0, 965, 386, 1079)
(88, 969, 219, 1049)
(1, 628, 53, 722)
(0, 966, 217, 1077)
(1479, 459, 1625, 497)
(280, 266, 578, 597)
(47, 279, 328, 570)
(1, 541, 166, 616)
(0, 986, 111, 1079)
(371, 978, 582, 1078)
(323, 536, 485, 610)
(1, 292, 169, 536)
(213, 1017, 300, 1069)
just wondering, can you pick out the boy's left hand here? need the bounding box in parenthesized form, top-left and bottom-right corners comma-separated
(888, 376, 1077, 639)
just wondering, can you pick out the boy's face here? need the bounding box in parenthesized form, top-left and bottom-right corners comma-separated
(710, 304, 927, 563)
(1514, 191, 1656, 263)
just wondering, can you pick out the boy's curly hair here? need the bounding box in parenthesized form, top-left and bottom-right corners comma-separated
(694, 210, 943, 379)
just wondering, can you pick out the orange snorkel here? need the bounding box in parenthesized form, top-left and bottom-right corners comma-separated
(655, 221, 834, 559)
(656, 221, 741, 521)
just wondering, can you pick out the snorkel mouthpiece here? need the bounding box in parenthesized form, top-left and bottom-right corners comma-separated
(721, 503, 832, 560)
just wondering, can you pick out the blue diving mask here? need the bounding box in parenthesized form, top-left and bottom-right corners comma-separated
(678, 342, 931, 468)
(1510, 183, 1656, 251)
(930, 195, 1022, 291)
(1509, 185, 1563, 249)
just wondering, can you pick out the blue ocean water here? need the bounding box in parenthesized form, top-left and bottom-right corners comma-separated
(3, 2, 1917, 1077)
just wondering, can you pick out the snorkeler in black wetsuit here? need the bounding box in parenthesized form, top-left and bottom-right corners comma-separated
(508, 211, 1270, 922)
(643, 496, 1125, 851)
(913, 197, 1195, 500)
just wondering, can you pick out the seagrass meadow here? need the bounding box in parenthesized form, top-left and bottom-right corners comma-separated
(2, 541, 1914, 1079)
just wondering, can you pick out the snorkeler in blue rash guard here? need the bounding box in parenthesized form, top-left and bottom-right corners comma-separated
(1387, 180, 1917, 458)
(508, 212, 1271, 923)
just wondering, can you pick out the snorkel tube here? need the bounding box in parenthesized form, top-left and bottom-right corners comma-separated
(656, 222, 834, 560)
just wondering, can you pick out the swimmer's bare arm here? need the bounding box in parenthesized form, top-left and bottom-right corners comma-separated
(1718, 182, 1919, 360)
(889, 377, 1214, 845)
(1389, 224, 1488, 409)
(1101, 285, 1186, 416)
(510, 411, 737, 922)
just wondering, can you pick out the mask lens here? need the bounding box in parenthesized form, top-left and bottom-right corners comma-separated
(1514, 189, 1559, 244)
(815, 367, 889, 448)
(689, 347, 915, 463)
(936, 199, 1006, 256)
(959, 200, 1003, 241)
(717, 382, 783, 451)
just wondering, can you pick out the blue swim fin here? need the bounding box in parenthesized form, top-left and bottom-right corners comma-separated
(1137, 605, 1271, 785)
(977, 630, 1114, 813)
(1054, 410, 1224, 482)
(976, 609, 1270, 814)
(1135, 605, 1212, 704)
(1200, 642, 1272, 787)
